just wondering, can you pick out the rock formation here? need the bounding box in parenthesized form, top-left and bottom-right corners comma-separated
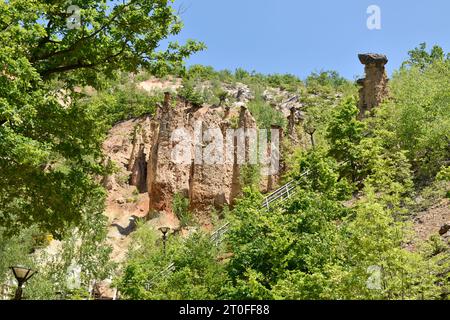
(147, 95, 265, 216)
(357, 53, 389, 118)
(102, 115, 158, 192)
(103, 84, 290, 229)
(129, 143, 148, 193)
(287, 107, 298, 142)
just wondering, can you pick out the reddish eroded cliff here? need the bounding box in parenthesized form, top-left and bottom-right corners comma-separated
(147, 96, 263, 216)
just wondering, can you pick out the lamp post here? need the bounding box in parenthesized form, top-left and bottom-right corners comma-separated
(158, 226, 170, 256)
(10, 266, 36, 300)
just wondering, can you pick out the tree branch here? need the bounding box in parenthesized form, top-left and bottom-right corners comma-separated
(40, 40, 130, 78)
(40, 61, 96, 78)
(1, 20, 15, 33)
(31, 0, 138, 63)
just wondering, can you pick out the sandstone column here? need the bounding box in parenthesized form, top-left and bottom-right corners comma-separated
(287, 106, 298, 142)
(129, 143, 148, 193)
(357, 53, 389, 118)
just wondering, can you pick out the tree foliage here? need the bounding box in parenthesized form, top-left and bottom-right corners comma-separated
(374, 53, 450, 183)
(402, 43, 450, 70)
(306, 70, 350, 89)
(117, 225, 228, 299)
(0, 0, 204, 235)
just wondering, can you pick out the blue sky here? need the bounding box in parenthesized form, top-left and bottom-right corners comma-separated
(169, 0, 450, 80)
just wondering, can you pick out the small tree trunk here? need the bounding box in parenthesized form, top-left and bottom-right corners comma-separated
(309, 132, 316, 149)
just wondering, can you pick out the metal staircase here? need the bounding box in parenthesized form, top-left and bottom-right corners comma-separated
(261, 170, 310, 210)
(144, 171, 311, 291)
(210, 222, 231, 246)
(209, 170, 310, 245)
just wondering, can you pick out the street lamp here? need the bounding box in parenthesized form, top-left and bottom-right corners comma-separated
(10, 266, 36, 300)
(158, 226, 170, 255)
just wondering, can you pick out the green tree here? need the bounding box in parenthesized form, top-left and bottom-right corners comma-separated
(374, 57, 450, 183)
(117, 225, 227, 299)
(225, 163, 442, 299)
(0, 0, 204, 235)
(271, 190, 440, 300)
(293, 148, 353, 200)
(177, 78, 205, 106)
(224, 186, 347, 299)
(326, 97, 370, 184)
(402, 43, 449, 70)
(306, 70, 349, 89)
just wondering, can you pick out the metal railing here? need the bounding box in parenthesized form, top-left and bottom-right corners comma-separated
(210, 222, 231, 246)
(144, 262, 176, 291)
(261, 170, 310, 209)
(143, 171, 311, 291)
(208, 170, 311, 245)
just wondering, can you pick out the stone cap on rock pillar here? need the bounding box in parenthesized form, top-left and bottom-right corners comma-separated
(356, 78, 366, 86)
(358, 53, 388, 65)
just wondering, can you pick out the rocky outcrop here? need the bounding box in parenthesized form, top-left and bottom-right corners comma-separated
(102, 116, 156, 190)
(287, 107, 298, 142)
(91, 280, 117, 300)
(411, 199, 450, 249)
(439, 222, 450, 236)
(357, 53, 389, 118)
(147, 96, 264, 216)
(138, 76, 181, 93)
(263, 88, 303, 119)
(129, 143, 148, 193)
(226, 83, 254, 103)
(102, 96, 282, 232)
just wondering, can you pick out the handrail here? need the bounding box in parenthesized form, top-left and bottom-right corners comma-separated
(144, 262, 176, 290)
(210, 170, 311, 244)
(262, 170, 310, 209)
(210, 222, 231, 245)
(142, 171, 310, 291)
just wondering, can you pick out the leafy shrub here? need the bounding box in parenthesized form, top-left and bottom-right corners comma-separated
(87, 82, 162, 126)
(240, 164, 261, 190)
(117, 226, 227, 299)
(306, 70, 349, 88)
(265, 73, 303, 92)
(247, 93, 286, 129)
(177, 79, 205, 106)
(172, 193, 193, 227)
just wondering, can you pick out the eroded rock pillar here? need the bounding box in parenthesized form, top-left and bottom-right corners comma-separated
(357, 53, 389, 118)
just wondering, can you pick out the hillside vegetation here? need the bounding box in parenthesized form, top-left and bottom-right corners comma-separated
(115, 45, 450, 300)
(0, 0, 448, 300)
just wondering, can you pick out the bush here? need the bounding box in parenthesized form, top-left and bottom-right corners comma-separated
(177, 79, 205, 106)
(306, 70, 349, 89)
(117, 226, 228, 299)
(240, 164, 261, 190)
(247, 88, 286, 129)
(87, 82, 162, 126)
(172, 193, 193, 227)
